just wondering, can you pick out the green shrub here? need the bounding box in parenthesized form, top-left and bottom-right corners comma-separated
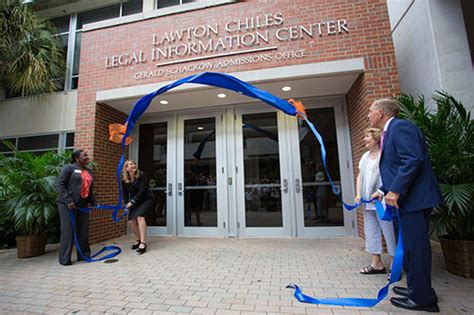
(398, 91, 474, 240)
(0, 146, 70, 245)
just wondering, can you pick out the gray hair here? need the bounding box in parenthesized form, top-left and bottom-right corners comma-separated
(372, 98, 400, 117)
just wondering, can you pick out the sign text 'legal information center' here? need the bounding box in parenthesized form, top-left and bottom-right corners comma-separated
(103, 12, 350, 79)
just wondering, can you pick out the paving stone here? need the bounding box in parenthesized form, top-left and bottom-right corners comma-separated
(0, 236, 472, 315)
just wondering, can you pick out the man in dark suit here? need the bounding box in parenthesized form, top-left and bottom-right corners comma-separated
(369, 98, 442, 312)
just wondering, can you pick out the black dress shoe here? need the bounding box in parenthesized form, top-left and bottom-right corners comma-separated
(136, 242, 147, 255)
(60, 261, 72, 266)
(393, 286, 413, 297)
(390, 297, 439, 313)
(131, 240, 140, 250)
(393, 287, 439, 302)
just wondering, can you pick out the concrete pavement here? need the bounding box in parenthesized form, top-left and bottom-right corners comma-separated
(0, 237, 472, 314)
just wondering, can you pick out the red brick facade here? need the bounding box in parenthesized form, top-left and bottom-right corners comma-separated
(76, 0, 400, 242)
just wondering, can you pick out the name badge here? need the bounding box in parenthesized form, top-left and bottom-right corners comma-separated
(74, 170, 82, 174)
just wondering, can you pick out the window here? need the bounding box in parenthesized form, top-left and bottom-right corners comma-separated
(66, 132, 75, 149)
(122, 0, 143, 16)
(77, 6, 121, 29)
(0, 132, 73, 156)
(51, 16, 71, 92)
(157, 0, 197, 9)
(72, 1, 144, 89)
(0, 138, 16, 155)
(4, 1, 145, 96)
(18, 134, 59, 154)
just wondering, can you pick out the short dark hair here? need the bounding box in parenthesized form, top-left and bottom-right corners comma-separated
(71, 150, 84, 163)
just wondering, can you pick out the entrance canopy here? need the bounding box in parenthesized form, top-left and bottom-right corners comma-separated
(98, 59, 364, 113)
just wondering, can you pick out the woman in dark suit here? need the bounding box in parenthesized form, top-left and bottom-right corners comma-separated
(56, 150, 96, 266)
(121, 160, 155, 254)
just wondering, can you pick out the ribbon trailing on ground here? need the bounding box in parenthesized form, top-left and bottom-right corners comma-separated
(287, 212, 403, 307)
(287, 219, 403, 306)
(82, 71, 401, 307)
(70, 208, 122, 262)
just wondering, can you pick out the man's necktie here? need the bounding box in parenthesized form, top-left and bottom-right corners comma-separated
(381, 130, 386, 149)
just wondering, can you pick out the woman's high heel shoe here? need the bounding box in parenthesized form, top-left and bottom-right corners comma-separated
(136, 242, 147, 254)
(131, 240, 140, 250)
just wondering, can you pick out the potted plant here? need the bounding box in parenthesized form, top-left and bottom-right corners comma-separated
(0, 145, 69, 258)
(398, 91, 474, 278)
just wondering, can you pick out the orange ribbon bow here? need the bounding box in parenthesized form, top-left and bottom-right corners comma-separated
(109, 122, 133, 145)
(288, 99, 307, 120)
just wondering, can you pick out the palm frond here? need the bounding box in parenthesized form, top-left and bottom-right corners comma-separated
(0, 147, 69, 235)
(397, 92, 474, 240)
(0, 0, 65, 97)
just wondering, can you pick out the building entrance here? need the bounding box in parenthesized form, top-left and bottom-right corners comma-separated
(136, 98, 355, 237)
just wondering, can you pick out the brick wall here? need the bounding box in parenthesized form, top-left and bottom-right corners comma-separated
(75, 100, 129, 244)
(346, 62, 400, 238)
(346, 73, 368, 238)
(76, 0, 400, 241)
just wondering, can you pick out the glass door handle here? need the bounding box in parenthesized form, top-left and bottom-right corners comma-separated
(281, 179, 288, 193)
(295, 178, 301, 193)
(177, 183, 183, 196)
(164, 183, 173, 196)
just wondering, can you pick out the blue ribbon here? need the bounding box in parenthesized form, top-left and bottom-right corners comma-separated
(287, 213, 403, 307)
(69, 208, 122, 262)
(286, 113, 402, 307)
(74, 71, 402, 307)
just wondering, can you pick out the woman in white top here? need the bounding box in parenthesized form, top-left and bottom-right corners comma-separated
(356, 128, 396, 275)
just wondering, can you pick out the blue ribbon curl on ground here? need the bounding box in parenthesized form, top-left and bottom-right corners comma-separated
(72, 71, 403, 308)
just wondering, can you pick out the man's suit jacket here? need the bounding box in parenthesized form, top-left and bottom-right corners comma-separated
(379, 118, 442, 212)
(56, 163, 96, 206)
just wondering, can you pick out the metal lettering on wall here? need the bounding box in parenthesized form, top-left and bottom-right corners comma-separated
(103, 13, 350, 79)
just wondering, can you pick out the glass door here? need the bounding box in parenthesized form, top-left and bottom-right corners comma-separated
(137, 117, 175, 236)
(176, 113, 227, 236)
(290, 101, 356, 237)
(234, 110, 292, 237)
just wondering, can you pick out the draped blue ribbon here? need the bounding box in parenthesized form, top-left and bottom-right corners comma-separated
(69, 208, 122, 262)
(72, 71, 402, 308)
(285, 112, 402, 306)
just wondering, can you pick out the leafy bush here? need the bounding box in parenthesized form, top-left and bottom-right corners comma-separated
(0, 146, 69, 245)
(398, 91, 474, 240)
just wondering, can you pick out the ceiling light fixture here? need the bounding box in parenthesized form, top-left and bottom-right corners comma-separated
(281, 86, 292, 92)
(197, 126, 204, 130)
(217, 93, 227, 98)
(159, 100, 169, 105)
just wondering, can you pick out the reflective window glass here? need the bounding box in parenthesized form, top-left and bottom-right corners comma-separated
(0, 138, 16, 153)
(50, 16, 70, 34)
(73, 32, 82, 76)
(242, 112, 283, 227)
(17, 134, 59, 151)
(299, 107, 343, 227)
(66, 133, 74, 148)
(139, 122, 168, 227)
(123, 0, 143, 15)
(77, 5, 120, 29)
(157, 0, 180, 9)
(184, 118, 217, 227)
